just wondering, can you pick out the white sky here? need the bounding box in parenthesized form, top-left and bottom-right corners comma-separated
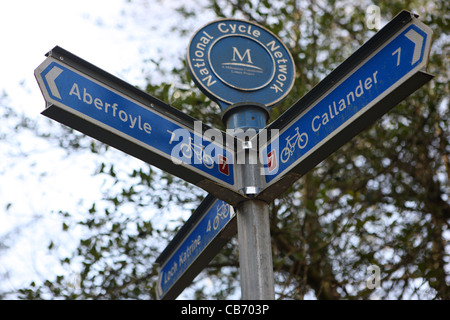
(1, 0, 144, 110)
(0, 0, 137, 295)
(0, 0, 216, 297)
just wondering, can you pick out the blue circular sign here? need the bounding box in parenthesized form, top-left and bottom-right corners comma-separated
(187, 19, 295, 109)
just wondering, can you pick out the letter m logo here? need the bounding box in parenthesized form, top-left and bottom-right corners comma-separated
(232, 47, 253, 64)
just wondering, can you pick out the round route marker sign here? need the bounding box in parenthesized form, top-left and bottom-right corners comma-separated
(187, 19, 295, 110)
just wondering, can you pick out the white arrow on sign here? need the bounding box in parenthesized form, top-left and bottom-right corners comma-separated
(44, 66, 63, 99)
(405, 29, 424, 65)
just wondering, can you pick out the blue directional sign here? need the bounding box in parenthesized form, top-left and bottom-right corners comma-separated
(156, 195, 235, 300)
(259, 17, 433, 198)
(35, 47, 245, 205)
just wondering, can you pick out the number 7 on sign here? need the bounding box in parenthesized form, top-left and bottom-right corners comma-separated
(393, 28, 426, 67)
(392, 47, 401, 66)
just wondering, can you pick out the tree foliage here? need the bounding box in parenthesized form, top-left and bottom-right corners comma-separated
(17, 0, 449, 299)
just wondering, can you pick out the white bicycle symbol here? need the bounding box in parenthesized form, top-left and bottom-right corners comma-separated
(280, 127, 308, 163)
(213, 202, 229, 230)
(168, 130, 214, 169)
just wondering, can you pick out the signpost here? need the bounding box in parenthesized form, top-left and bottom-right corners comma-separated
(156, 195, 235, 300)
(35, 10, 433, 300)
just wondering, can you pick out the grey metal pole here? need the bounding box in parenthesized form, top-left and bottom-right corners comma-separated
(223, 103, 275, 300)
(237, 196, 274, 299)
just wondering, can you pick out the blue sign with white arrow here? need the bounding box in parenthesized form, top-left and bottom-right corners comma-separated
(259, 19, 433, 191)
(35, 49, 244, 204)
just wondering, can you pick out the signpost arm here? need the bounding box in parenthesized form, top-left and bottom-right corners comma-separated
(223, 104, 275, 300)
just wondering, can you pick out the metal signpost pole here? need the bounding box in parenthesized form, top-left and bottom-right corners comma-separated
(223, 104, 274, 300)
(236, 198, 274, 299)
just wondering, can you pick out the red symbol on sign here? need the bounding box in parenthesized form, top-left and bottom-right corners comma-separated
(267, 150, 277, 173)
(218, 155, 229, 176)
